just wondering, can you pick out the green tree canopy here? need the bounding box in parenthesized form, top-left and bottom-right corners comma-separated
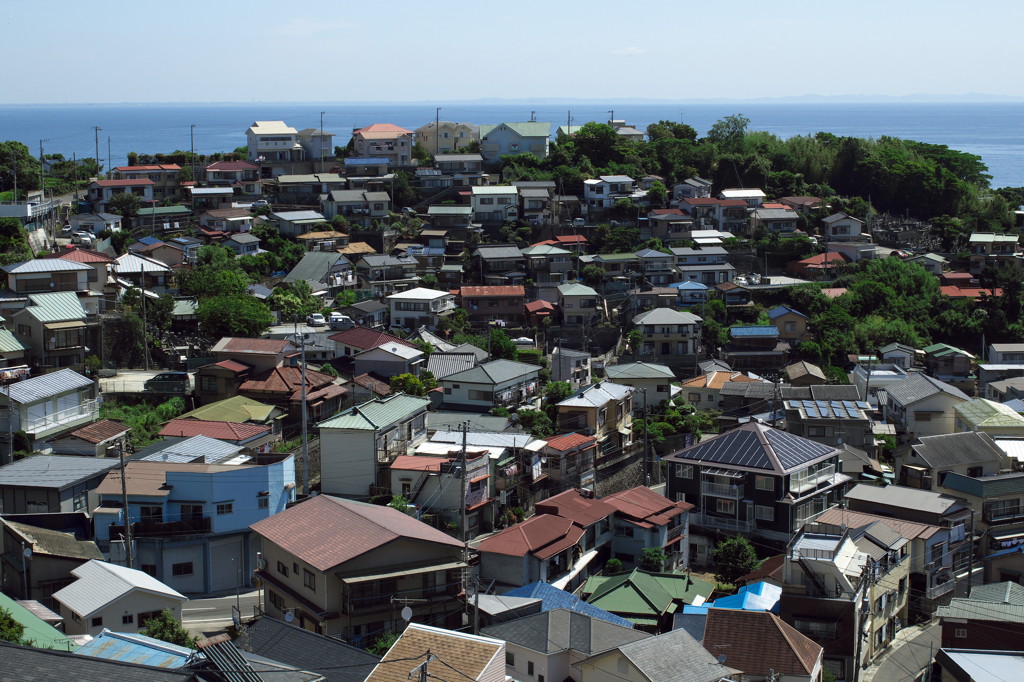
(140, 609, 196, 648)
(107, 191, 142, 219)
(197, 294, 273, 339)
(271, 280, 321, 320)
(0, 606, 26, 644)
(712, 535, 760, 585)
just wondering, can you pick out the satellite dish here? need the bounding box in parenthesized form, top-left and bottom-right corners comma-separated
(22, 547, 32, 558)
(401, 606, 413, 622)
(717, 654, 727, 664)
(284, 611, 295, 623)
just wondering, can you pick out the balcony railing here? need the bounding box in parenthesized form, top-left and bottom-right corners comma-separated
(348, 581, 460, 611)
(983, 507, 1024, 524)
(925, 577, 956, 600)
(694, 511, 754, 533)
(702, 482, 744, 498)
(790, 464, 837, 494)
(4, 399, 100, 435)
(110, 516, 211, 539)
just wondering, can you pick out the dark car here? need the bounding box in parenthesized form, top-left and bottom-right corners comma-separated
(144, 371, 191, 393)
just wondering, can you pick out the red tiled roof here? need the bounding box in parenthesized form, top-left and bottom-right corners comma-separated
(239, 366, 337, 397)
(65, 419, 129, 444)
(941, 285, 1002, 300)
(702, 610, 821, 677)
(649, 208, 686, 216)
(544, 432, 596, 452)
(355, 123, 413, 135)
(737, 554, 786, 585)
(554, 235, 589, 244)
(390, 455, 453, 472)
(328, 327, 416, 350)
(477, 514, 584, 559)
(796, 251, 849, 267)
(159, 418, 270, 442)
(602, 486, 692, 528)
(94, 178, 155, 187)
(535, 489, 615, 528)
(113, 164, 180, 171)
(49, 246, 114, 264)
(249, 495, 462, 571)
(205, 160, 259, 171)
(761, 202, 788, 209)
(459, 286, 525, 297)
(525, 300, 556, 313)
(210, 359, 251, 373)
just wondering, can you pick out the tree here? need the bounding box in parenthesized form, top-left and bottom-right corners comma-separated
(140, 609, 196, 648)
(0, 141, 39, 193)
(712, 536, 759, 585)
(388, 495, 411, 514)
(177, 245, 252, 299)
(390, 373, 428, 396)
(647, 180, 668, 208)
(489, 328, 517, 360)
(581, 264, 608, 287)
(515, 409, 554, 438)
(197, 294, 273, 339)
(0, 217, 33, 266)
(640, 547, 667, 572)
(706, 114, 750, 151)
(605, 558, 623, 574)
(0, 606, 25, 644)
(391, 170, 417, 208)
(367, 630, 399, 656)
(271, 280, 321, 320)
(107, 191, 142, 220)
(318, 362, 339, 378)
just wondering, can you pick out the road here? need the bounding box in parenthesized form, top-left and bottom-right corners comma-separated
(181, 589, 261, 636)
(861, 622, 939, 682)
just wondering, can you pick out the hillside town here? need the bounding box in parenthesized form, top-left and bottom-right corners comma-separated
(1, 116, 1023, 681)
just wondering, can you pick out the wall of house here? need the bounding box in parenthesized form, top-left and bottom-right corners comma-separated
(480, 551, 532, 588)
(890, 394, 962, 438)
(320, 429, 377, 497)
(505, 643, 570, 682)
(61, 591, 183, 637)
(941, 619, 1024, 651)
(579, 650, 650, 682)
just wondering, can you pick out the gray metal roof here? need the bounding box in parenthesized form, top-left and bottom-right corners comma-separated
(614, 627, 733, 682)
(937, 598, 1024, 623)
(605, 362, 676, 381)
(557, 382, 633, 408)
(284, 251, 350, 284)
(134, 435, 245, 464)
(475, 244, 524, 260)
(53, 560, 186, 618)
(425, 411, 521, 434)
(22, 292, 87, 323)
(482, 608, 648, 656)
(633, 308, 702, 325)
(886, 373, 969, 406)
(0, 455, 119, 489)
(971, 581, 1024, 605)
(844, 482, 965, 515)
(426, 352, 478, 380)
(241, 616, 381, 682)
(911, 432, 1006, 468)
(6, 368, 93, 404)
(0, 642, 192, 680)
(2, 259, 91, 274)
(443, 359, 538, 385)
(430, 430, 534, 449)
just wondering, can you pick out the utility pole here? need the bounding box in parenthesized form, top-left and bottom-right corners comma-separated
(93, 127, 101, 173)
(460, 421, 468, 547)
(771, 373, 779, 427)
(530, 110, 536, 123)
(319, 111, 326, 173)
(608, 110, 614, 123)
(190, 124, 196, 185)
(38, 140, 44, 193)
(118, 438, 134, 569)
(139, 263, 149, 371)
(643, 388, 652, 486)
(435, 107, 442, 156)
(295, 319, 310, 496)
(107, 136, 112, 177)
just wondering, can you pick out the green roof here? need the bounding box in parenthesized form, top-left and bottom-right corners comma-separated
(480, 122, 552, 139)
(137, 205, 191, 217)
(955, 398, 1024, 429)
(284, 251, 348, 284)
(172, 298, 198, 317)
(597, 253, 640, 262)
(318, 394, 430, 431)
(181, 395, 282, 423)
(23, 292, 87, 323)
(584, 569, 714, 619)
(557, 283, 598, 297)
(0, 591, 77, 651)
(0, 328, 30, 353)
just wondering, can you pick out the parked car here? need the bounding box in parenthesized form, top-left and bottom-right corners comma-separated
(144, 371, 191, 394)
(329, 312, 355, 331)
(307, 313, 327, 327)
(71, 231, 93, 246)
(252, 200, 270, 208)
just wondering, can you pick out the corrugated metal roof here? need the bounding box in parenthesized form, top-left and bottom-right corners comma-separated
(2, 258, 91, 274)
(5, 368, 92, 403)
(937, 598, 1024, 623)
(0, 328, 30, 353)
(0, 454, 118, 488)
(604, 362, 675, 380)
(53, 560, 186, 618)
(135, 435, 246, 464)
(318, 394, 429, 431)
(632, 308, 702, 325)
(22, 292, 87, 323)
(73, 629, 197, 668)
(730, 325, 780, 337)
(557, 382, 633, 408)
(442, 359, 539, 385)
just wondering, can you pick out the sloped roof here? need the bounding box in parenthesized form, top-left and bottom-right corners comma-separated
(609, 627, 733, 682)
(814, 508, 940, 541)
(544, 432, 597, 452)
(328, 327, 416, 351)
(632, 307, 702, 325)
(481, 608, 649, 655)
(601, 486, 693, 528)
(784, 361, 827, 381)
(0, 592, 76, 651)
(159, 418, 270, 442)
(250, 495, 462, 572)
(366, 623, 502, 682)
(2, 642, 192, 680)
(663, 422, 838, 474)
(911, 431, 1007, 468)
(21, 291, 87, 323)
(426, 352, 478, 380)
(62, 419, 129, 444)
(937, 598, 1024, 623)
(844, 482, 965, 516)
(701, 609, 821, 677)
(557, 381, 632, 408)
(955, 398, 1024, 429)
(443, 359, 539, 385)
(536, 489, 616, 528)
(3, 258, 92, 274)
(477, 514, 584, 560)
(885, 372, 969, 406)
(283, 251, 350, 284)
(241, 616, 381, 682)
(134, 435, 246, 464)
(318, 394, 429, 431)
(239, 366, 339, 400)
(1, 518, 103, 561)
(604, 362, 676, 381)
(502, 581, 635, 628)
(480, 121, 552, 138)
(970, 581, 1024, 605)
(211, 336, 296, 356)
(584, 570, 711, 621)
(73, 629, 195, 668)
(53, 560, 186, 618)
(180, 395, 281, 423)
(0, 454, 118, 489)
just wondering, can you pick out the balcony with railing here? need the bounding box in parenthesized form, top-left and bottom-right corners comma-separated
(790, 463, 837, 495)
(983, 505, 1024, 525)
(694, 511, 754, 533)
(347, 578, 460, 612)
(109, 516, 211, 539)
(701, 481, 745, 499)
(2, 398, 100, 438)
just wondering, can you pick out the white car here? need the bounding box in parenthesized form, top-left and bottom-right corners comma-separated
(306, 313, 327, 327)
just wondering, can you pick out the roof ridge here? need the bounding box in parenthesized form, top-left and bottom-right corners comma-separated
(770, 611, 819, 673)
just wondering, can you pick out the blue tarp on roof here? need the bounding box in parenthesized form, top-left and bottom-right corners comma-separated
(137, 236, 163, 246)
(710, 581, 781, 613)
(503, 581, 635, 628)
(767, 305, 806, 320)
(730, 325, 779, 338)
(74, 629, 198, 668)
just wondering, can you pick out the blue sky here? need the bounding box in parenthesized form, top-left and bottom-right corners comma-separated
(6, 0, 1024, 103)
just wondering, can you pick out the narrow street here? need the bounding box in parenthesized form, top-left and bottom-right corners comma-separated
(181, 589, 261, 637)
(861, 622, 939, 682)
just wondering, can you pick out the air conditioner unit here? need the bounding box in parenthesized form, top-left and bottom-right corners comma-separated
(582, 427, 594, 436)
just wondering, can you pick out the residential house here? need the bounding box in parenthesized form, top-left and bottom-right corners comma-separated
(245, 121, 303, 177)
(440, 360, 541, 412)
(752, 206, 800, 234)
(633, 249, 676, 286)
(602, 486, 692, 570)
(582, 569, 714, 633)
(197, 208, 254, 233)
(267, 210, 328, 238)
(821, 212, 866, 241)
(353, 342, 425, 379)
(0, 455, 118, 515)
(479, 122, 552, 161)
(0, 591, 77, 651)
(551, 347, 592, 391)
(329, 327, 417, 360)
(341, 299, 388, 329)
(321, 189, 391, 228)
(211, 337, 297, 374)
(679, 371, 767, 411)
(317, 394, 430, 498)
(579, 626, 735, 682)
(390, 445, 496, 536)
(351, 123, 413, 166)
(990, 344, 1024, 365)
(922, 342, 975, 386)
(538, 432, 598, 491)
(69, 212, 122, 235)
(251, 495, 465, 642)
(0, 369, 99, 453)
(968, 232, 1021, 275)
(558, 283, 602, 326)
(719, 188, 765, 207)
(700, 609, 823, 682)
(768, 305, 812, 344)
(779, 195, 824, 215)
(645, 209, 694, 245)
(941, 470, 1024, 558)
(787, 251, 851, 278)
(603, 362, 677, 409)
(367, 624, 505, 682)
(502, 581, 634, 629)
(91, 454, 294, 594)
(671, 245, 736, 286)
(295, 229, 349, 252)
(355, 254, 419, 295)
(129, 239, 186, 268)
(108, 164, 181, 202)
(415, 121, 480, 154)
(0, 517, 103, 606)
(849, 363, 911, 408)
(884, 372, 970, 439)
(471, 186, 519, 224)
(630, 308, 702, 367)
(459, 285, 526, 326)
(908, 252, 949, 275)
(386, 287, 457, 331)
(114, 252, 172, 294)
(427, 204, 474, 230)
(297, 127, 335, 169)
(483, 608, 649, 682)
(936, 583, 1024, 651)
(53, 560, 187, 637)
(955, 398, 1024, 437)
(521, 244, 574, 289)
(933, 647, 1024, 680)
(238, 364, 346, 424)
(879, 342, 918, 369)
(784, 360, 828, 387)
(10, 290, 90, 369)
(555, 382, 634, 481)
(779, 521, 909, 679)
(583, 176, 638, 214)
(578, 252, 639, 280)
(47, 418, 130, 457)
(783, 395, 873, 449)
(282, 251, 355, 298)
(158, 418, 277, 453)
(204, 160, 260, 190)
(721, 325, 790, 371)
(179, 395, 285, 429)
(477, 489, 615, 591)
(87, 179, 154, 213)
(664, 423, 848, 559)
(341, 157, 389, 180)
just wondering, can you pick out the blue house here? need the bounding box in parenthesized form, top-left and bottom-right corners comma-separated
(92, 455, 295, 595)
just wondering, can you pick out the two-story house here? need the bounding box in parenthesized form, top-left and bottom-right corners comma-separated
(355, 254, 420, 295)
(884, 373, 970, 440)
(87, 179, 154, 214)
(471, 186, 519, 224)
(317, 394, 431, 498)
(633, 249, 677, 286)
(941, 470, 1024, 558)
(670, 245, 736, 286)
(0, 453, 117, 511)
(479, 122, 552, 161)
(821, 212, 866, 242)
(69, 211, 122, 236)
(602, 486, 692, 570)
(767, 305, 813, 344)
(557, 283, 601, 326)
(266, 209, 328, 238)
(91, 455, 295, 595)
(246, 121, 304, 177)
(783, 396, 874, 450)
(0, 368, 98, 453)
(434, 153, 486, 186)
(351, 123, 414, 166)
(630, 308, 702, 367)
(967, 232, 1021, 275)
(197, 208, 254, 233)
(521, 244, 573, 289)
(555, 382, 634, 481)
(551, 346, 592, 391)
(583, 175, 637, 214)
(108, 164, 181, 202)
(386, 287, 457, 331)
(720, 325, 789, 371)
(204, 160, 260, 191)
(603, 362, 677, 410)
(538, 432, 598, 491)
(664, 423, 848, 561)
(10, 290, 90, 370)
(321, 189, 391, 228)
(440, 360, 541, 413)
(415, 121, 480, 155)
(251, 494, 465, 643)
(282, 251, 355, 298)
(751, 207, 800, 234)
(458, 285, 525, 327)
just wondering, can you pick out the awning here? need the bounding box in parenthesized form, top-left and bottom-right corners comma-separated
(525, 440, 546, 452)
(703, 467, 744, 478)
(338, 560, 466, 584)
(551, 548, 598, 590)
(991, 528, 1024, 541)
(44, 321, 86, 331)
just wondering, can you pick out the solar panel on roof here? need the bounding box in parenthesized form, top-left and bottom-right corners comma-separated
(806, 407, 818, 418)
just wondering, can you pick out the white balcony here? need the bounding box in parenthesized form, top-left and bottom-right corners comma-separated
(2, 398, 100, 438)
(702, 481, 745, 498)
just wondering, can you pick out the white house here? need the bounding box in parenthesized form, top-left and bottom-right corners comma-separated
(52, 559, 187, 637)
(479, 122, 552, 161)
(386, 287, 457, 331)
(583, 175, 639, 212)
(245, 121, 303, 177)
(471, 186, 519, 223)
(822, 212, 866, 241)
(440, 360, 542, 412)
(719, 188, 765, 207)
(70, 213, 122, 235)
(885, 373, 970, 439)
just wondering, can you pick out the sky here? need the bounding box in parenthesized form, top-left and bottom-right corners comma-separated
(5, 0, 1024, 104)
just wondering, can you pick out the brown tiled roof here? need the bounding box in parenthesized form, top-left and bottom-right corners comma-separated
(535, 489, 615, 528)
(525, 299, 556, 313)
(737, 554, 786, 585)
(201, 208, 252, 219)
(601, 486, 693, 528)
(680, 371, 763, 390)
(458, 286, 525, 297)
(815, 507, 940, 540)
(2, 519, 104, 561)
(476, 514, 584, 560)
(96, 461, 239, 497)
(205, 160, 258, 171)
(65, 419, 129, 444)
(390, 455, 452, 472)
(213, 337, 296, 355)
(328, 327, 416, 351)
(351, 373, 392, 397)
(249, 495, 463, 572)
(209, 359, 251, 373)
(159, 418, 271, 442)
(239, 366, 337, 398)
(367, 624, 502, 682)
(49, 247, 115, 264)
(702, 609, 821, 677)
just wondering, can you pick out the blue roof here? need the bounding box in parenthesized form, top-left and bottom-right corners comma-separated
(1003, 398, 1024, 413)
(681, 604, 709, 615)
(74, 629, 197, 668)
(710, 581, 781, 613)
(730, 325, 779, 338)
(503, 581, 635, 628)
(344, 157, 389, 165)
(767, 305, 806, 320)
(137, 236, 163, 246)
(669, 281, 709, 290)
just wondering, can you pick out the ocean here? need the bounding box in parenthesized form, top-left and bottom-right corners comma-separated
(2, 101, 1023, 188)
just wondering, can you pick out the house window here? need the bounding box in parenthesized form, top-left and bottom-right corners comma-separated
(199, 375, 217, 392)
(675, 464, 692, 479)
(216, 502, 233, 515)
(258, 497, 269, 509)
(755, 475, 774, 492)
(140, 506, 162, 522)
(716, 499, 736, 515)
(181, 504, 203, 520)
(755, 505, 774, 522)
(528, 661, 534, 676)
(92, 617, 103, 628)
(172, 562, 193, 576)
(955, 627, 967, 639)
(304, 568, 316, 592)
(268, 590, 284, 610)
(138, 611, 162, 627)
(122, 614, 134, 625)
(141, 564, 157, 577)
(675, 493, 686, 503)
(277, 561, 288, 576)
(915, 412, 933, 422)
(506, 652, 514, 666)
(614, 525, 635, 537)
